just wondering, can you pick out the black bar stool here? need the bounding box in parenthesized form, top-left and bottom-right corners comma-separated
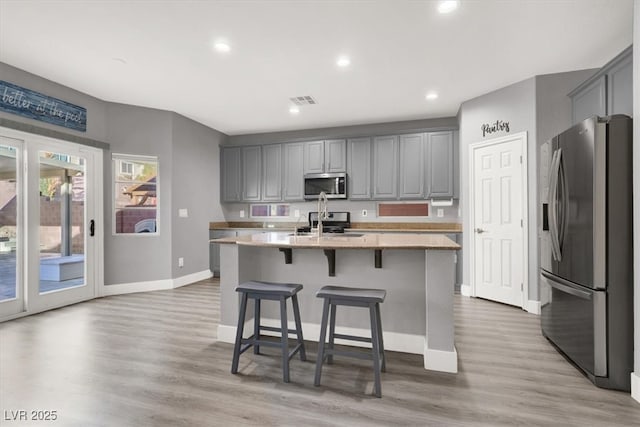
(314, 285, 386, 397)
(231, 280, 306, 383)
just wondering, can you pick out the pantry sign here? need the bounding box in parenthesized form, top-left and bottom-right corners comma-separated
(0, 80, 86, 132)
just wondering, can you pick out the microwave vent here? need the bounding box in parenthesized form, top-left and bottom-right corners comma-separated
(290, 96, 317, 106)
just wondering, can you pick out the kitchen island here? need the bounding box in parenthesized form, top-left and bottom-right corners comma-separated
(214, 232, 461, 373)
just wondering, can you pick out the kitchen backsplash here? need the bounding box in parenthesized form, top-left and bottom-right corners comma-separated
(221, 199, 460, 224)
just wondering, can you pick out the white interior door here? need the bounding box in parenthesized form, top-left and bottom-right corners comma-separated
(471, 134, 526, 307)
(0, 128, 103, 320)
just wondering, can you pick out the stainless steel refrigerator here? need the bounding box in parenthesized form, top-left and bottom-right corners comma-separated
(540, 115, 633, 391)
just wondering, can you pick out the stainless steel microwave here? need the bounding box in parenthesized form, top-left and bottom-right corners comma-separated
(304, 172, 347, 200)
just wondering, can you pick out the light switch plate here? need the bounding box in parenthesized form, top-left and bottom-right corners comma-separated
(437, 209, 444, 218)
(178, 208, 188, 218)
(362, 209, 368, 217)
(178, 257, 184, 267)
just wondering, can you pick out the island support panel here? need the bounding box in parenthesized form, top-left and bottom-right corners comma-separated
(218, 243, 458, 373)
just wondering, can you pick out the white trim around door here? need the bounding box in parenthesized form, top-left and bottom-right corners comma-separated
(468, 132, 529, 311)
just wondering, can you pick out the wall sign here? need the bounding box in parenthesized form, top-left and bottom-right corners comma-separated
(481, 120, 509, 137)
(0, 80, 87, 132)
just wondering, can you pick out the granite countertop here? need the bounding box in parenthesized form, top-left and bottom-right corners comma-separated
(210, 221, 462, 233)
(213, 231, 460, 250)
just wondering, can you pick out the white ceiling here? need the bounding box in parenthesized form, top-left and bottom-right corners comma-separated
(0, 0, 633, 136)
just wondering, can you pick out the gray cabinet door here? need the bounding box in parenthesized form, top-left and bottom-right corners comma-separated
(283, 142, 305, 200)
(426, 131, 454, 198)
(262, 144, 282, 201)
(372, 135, 398, 199)
(242, 146, 261, 201)
(303, 140, 325, 174)
(221, 146, 242, 202)
(325, 139, 347, 172)
(347, 137, 371, 199)
(607, 52, 633, 117)
(572, 75, 606, 124)
(399, 133, 425, 199)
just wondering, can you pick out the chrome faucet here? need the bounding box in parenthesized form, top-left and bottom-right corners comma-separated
(317, 191, 328, 238)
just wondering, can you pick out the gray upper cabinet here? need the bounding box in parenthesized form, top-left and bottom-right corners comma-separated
(398, 133, 425, 199)
(426, 131, 454, 198)
(242, 146, 261, 201)
(262, 144, 282, 201)
(283, 142, 305, 201)
(607, 50, 633, 118)
(570, 46, 632, 124)
(325, 139, 347, 172)
(372, 135, 398, 199)
(221, 146, 242, 202)
(571, 76, 606, 125)
(347, 137, 371, 199)
(303, 140, 325, 174)
(303, 139, 346, 174)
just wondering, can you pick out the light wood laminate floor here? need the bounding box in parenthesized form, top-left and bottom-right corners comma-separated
(1, 278, 639, 426)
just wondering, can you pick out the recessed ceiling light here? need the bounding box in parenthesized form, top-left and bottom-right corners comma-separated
(426, 92, 439, 100)
(437, 0, 459, 14)
(214, 41, 231, 53)
(289, 106, 300, 114)
(336, 55, 350, 68)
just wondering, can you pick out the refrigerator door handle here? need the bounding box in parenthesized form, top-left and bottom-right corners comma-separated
(557, 149, 569, 256)
(548, 149, 562, 261)
(541, 270, 592, 300)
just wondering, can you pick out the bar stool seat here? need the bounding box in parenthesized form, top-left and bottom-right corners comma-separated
(231, 280, 306, 383)
(314, 285, 387, 397)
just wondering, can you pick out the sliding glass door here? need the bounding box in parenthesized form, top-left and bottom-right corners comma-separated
(0, 128, 103, 319)
(0, 136, 23, 318)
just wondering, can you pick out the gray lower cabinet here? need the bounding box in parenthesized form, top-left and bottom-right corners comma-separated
(262, 144, 282, 201)
(398, 133, 424, 199)
(221, 146, 242, 202)
(283, 142, 305, 200)
(426, 131, 454, 198)
(347, 137, 371, 199)
(242, 146, 261, 201)
(372, 135, 398, 199)
(570, 46, 632, 124)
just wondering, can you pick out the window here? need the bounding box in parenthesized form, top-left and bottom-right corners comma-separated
(113, 154, 158, 235)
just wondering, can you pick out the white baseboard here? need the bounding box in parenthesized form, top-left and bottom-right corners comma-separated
(632, 372, 640, 403)
(525, 299, 541, 315)
(102, 269, 213, 296)
(424, 344, 458, 373)
(217, 318, 424, 355)
(460, 284, 472, 297)
(173, 270, 213, 288)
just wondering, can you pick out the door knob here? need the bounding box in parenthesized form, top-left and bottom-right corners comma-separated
(475, 228, 487, 234)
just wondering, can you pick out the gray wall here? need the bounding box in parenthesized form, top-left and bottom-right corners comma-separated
(171, 113, 226, 278)
(459, 77, 537, 301)
(1, 62, 228, 287)
(459, 70, 604, 303)
(0, 63, 108, 141)
(227, 117, 458, 146)
(104, 104, 174, 285)
(633, 0, 639, 398)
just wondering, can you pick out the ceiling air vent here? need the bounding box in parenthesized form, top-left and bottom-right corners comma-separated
(289, 96, 317, 106)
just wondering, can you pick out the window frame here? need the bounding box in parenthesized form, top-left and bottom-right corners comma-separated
(112, 153, 159, 236)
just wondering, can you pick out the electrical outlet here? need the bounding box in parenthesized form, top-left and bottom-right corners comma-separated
(178, 257, 184, 268)
(437, 209, 444, 218)
(239, 210, 245, 218)
(294, 209, 300, 218)
(362, 209, 368, 217)
(178, 208, 188, 218)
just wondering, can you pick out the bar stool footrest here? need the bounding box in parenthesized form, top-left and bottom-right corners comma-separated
(332, 333, 372, 343)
